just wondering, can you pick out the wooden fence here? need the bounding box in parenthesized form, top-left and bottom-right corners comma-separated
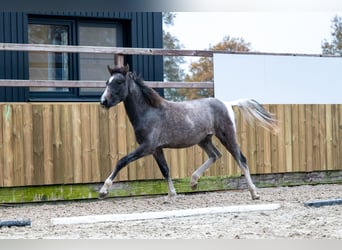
(1, 102, 342, 187)
(0, 43, 341, 202)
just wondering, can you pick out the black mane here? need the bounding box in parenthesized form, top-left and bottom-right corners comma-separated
(127, 72, 164, 108)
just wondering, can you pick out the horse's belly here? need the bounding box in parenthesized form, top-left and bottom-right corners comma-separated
(162, 130, 211, 148)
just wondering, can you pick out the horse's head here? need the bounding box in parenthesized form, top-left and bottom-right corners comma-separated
(100, 64, 130, 109)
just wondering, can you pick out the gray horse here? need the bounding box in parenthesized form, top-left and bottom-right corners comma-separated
(99, 65, 278, 200)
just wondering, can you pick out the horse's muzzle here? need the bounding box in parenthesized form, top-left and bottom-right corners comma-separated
(100, 99, 109, 109)
(100, 99, 107, 106)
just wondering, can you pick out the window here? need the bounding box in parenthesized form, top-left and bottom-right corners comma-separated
(28, 23, 70, 93)
(79, 24, 122, 95)
(28, 17, 123, 100)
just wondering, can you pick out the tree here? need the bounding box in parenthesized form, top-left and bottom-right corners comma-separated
(163, 31, 185, 82)
(186, 36, 251, 82)
(184, 36, 251, 99)
(321, 15, 342, 55)
(163, 12, 176, 26)
(162, 12, 187, 101)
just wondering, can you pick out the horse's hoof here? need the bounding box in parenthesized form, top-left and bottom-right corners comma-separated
(168, 191, 177, 197)
(190, 182, 198, 190)
(98, 191, 108, 199)
(252, 194, 260, 200)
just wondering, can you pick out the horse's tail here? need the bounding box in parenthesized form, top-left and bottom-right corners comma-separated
(224, 99, 279, 134)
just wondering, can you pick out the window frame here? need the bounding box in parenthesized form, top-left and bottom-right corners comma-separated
(28, 16, 124, 101)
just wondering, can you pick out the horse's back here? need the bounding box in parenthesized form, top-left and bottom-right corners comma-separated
(167, 97, 231, 130)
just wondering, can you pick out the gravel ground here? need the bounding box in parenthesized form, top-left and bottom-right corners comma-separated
(0, 184, 341, 239)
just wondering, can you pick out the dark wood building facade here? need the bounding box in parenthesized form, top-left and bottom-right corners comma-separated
(0, 12, 163, 101)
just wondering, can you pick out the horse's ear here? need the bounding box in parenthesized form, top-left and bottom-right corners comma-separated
(107, 65, 114, 75)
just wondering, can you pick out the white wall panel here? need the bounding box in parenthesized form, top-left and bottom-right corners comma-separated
(214, 53, 342, 104)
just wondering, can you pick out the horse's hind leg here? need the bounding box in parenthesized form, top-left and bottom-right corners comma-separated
(153, 148, 176, 197)
(190, 136, 222, 190)
(217, 129, 260, 200)
(236, 152, 260, 200)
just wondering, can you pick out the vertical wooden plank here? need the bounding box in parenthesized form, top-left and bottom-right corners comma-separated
(72, 104, 82, 183)
(134, 122, 148, 181)
(116, 103, 128, 181)
(334, 104, 340, 170)
(270, 104, 280, 174)
(0, 104, 4, 186)
(320, 104, 334, 170)
(98, 104, 110, 181)
(32, 105, 44, 185)
(80, 104, 92, 183)
(178, 148, 187, 178)
(311, 105, 320, 171)
(89, 104, 101, 182)
(13, 104, 25, 186)
(52, 105, 63, 184)
(3, 105, 14, 186)
(61, 104, 73, 183)
(298, 105, 307, 172)
(284, 105, 292, 172)
(255, 104, 265, 173)
(291, 104, 300, 172)
(316, 104, 326, 170)
(331, 104, 340, 170)
(276, 105, 286, 173)
(338, 105, 342, 170)
(23, 104, 34, 185)
(186, 146, 195, 178)
(262, 104, 272, 174)
(126, 113, 138, 180)
(305, 105, 313, 172)
(42, 104, 54, 184)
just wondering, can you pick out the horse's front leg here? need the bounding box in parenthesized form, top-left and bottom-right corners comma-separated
(99, 145, 150, 199)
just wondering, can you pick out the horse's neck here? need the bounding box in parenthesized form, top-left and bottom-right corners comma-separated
(123, 82, 150, 127)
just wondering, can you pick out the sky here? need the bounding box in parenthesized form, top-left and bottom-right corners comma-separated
(165, 12, 342, 54)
